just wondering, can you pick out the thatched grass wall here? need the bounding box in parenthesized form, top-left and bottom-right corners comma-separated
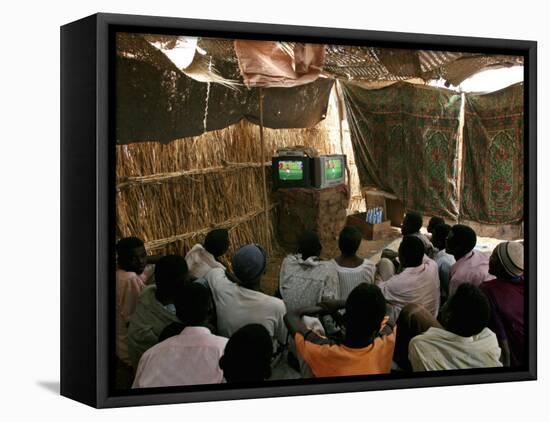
(116, 118, 340, 261)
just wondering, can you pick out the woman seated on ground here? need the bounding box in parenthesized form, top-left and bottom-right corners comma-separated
(331, 225, 376, 300)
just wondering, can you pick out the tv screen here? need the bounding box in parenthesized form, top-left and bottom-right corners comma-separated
(325, 158, 343, 180)
(279, 160, 304, 181)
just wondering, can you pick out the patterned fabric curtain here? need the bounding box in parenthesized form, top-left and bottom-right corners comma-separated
(461, 83, 524, 224)
(342, 81, 462, 219)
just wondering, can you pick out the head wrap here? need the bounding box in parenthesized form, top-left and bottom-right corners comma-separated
(232, 244, 267, 285)
(495, 241, 524, 277)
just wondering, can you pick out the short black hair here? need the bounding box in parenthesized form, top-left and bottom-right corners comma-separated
(432, 223, 452, 250)
(298, 230, 322, 260)
(219, 324, 273, 382)
(427, 216, 445, 233)
(338, 225, 362, 256)
(398, 235, 425, 267)
(174, 282, 211, 326)
(345, 283, 387, 342)
(448, 224, 477, 255)
(443, 284, 490, 337)
(204, 229, 230, 258)
(402, 212, 423, 235)
(116, 237, 144, 259)
(155, 255, 188, 299)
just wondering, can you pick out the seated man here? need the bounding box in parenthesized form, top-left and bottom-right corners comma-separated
(431, 224, 455, 305)
(377, 236, 440, 321)
(206, 244, 287, 349)
(481, 241, 524, 367)
(427, 216, 445, 239)
(219, 324, 274, 383)
(331, 225, 376, 300)
(396, 284, 502, 371)
(279, 230, 339, 311)
(132, 283, 228, 388)
(379, 212, 435, 277)
(128, 255, 188, 368)
(446, 224, 492, 296)
(115, 237, 155, 369)
(284, 283, 395, 378)
(185, 228, 229, 279)
(402, 212, 434, 258)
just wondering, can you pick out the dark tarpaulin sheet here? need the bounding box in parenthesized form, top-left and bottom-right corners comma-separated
(342, 81, 462, 219)
(461, 83, 524, 225)
(116, 55, 334, 144)
(244, 79, 333, 129)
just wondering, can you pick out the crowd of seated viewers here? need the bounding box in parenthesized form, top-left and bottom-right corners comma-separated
(115, 214, 525, 389)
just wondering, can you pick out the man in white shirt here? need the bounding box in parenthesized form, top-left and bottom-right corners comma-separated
(377, 236, 440, 322)
(279, 230, 339, 311)
(331, 225, 376, 300)
(133, 282, 228, 388)
(206, 244, 288, 347)
(403, 283, 502, 371)
(431, 223, 456, 305)
(185, 228, 229, 279)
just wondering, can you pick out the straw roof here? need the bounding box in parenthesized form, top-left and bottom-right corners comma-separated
(117, 33, 523, 88)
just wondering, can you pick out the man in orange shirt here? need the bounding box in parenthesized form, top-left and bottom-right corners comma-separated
(284, 283, 396, 378)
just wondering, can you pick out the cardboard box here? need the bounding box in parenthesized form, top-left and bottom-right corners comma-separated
(347, 212, 393, 240)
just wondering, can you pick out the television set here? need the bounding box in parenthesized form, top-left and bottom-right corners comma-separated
(272, 156, 312, 189)
(313, 154, 346, 188)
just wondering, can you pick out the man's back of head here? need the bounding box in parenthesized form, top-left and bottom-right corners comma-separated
(155, 255, 189, 303)
(219, 324, 273, 382)
(440, 283, 490, 337)
(401, 212, 423, 236)
(204, 229, 230, 258)
(427, 216, 445, 234)
(446, 224, 477, 260)
(398, 235, 425, 268)
(298, 230, 322, 260)
(432, 223, 452, 251)
(338, 225, 362, 257)
(174, 282, 211, 327)
(344, 283, 387, 348)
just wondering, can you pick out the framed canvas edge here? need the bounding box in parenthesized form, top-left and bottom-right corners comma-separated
(72, 12, 537, 408)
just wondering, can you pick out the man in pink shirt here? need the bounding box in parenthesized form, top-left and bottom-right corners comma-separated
(115, 237, 154, 387)
(133, 283, 228, 388)
(377, 236, 440, 321)
(446, 225, 492, 296)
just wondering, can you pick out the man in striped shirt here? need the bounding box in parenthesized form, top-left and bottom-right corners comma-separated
(331, 225, 376, 300)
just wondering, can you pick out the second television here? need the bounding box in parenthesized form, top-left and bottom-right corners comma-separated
(312, 154, 347, 188)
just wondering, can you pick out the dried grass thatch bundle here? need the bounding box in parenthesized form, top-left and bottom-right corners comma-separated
(116, 119, 338, 259)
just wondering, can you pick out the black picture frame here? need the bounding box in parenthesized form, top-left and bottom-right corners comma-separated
(60, 12, 537, 408)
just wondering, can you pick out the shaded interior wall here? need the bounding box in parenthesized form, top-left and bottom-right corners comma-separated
(116, 118, 342, 260)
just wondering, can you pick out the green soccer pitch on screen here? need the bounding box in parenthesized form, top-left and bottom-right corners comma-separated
(278, 160, 304, 181)
(325, 158, 343, 180)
